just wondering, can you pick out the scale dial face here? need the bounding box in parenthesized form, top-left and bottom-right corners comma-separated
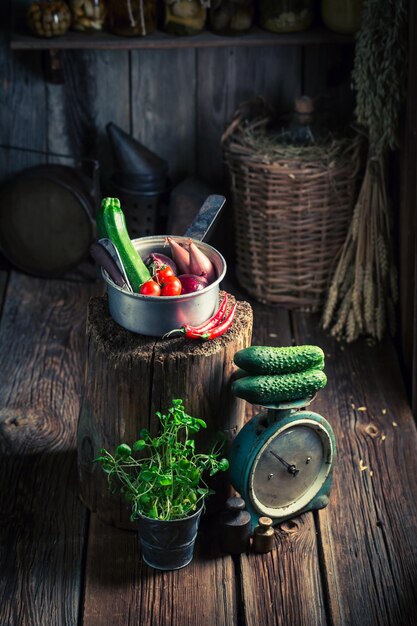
(249, 419, 333, 518)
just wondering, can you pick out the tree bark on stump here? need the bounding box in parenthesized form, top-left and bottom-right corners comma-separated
(77, 292, 253, 529)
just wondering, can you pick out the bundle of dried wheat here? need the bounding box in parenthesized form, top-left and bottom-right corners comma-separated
(323, 155, 397, 341)
(322, 0, 408, 342)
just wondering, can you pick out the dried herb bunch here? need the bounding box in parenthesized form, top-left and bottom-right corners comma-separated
(352, 0, 408, 156)
(322, 0, 408, 342)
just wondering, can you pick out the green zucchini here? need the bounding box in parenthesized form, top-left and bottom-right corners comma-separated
(231, 369, 327, 404)
(234, 345, 324, 375)
(98, 197, 151, 292)
(96, 200, 108, 240)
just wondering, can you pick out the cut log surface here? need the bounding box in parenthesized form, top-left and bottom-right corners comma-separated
(77, 291, 253, 529)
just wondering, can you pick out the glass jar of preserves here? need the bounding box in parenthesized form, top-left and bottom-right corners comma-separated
(321, 0, 362, 35)
(107, 0, 156, 36)
(27, 0, 72, 37)
(259, 0, 313, 33)
(209, 0, 254, 35)
(164, 0, 207, 36)
(69, 0, 106, 31)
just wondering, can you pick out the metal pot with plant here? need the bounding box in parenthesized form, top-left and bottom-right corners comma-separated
(95, 399, 229, 570)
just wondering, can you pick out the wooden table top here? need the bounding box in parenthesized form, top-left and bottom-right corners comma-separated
(1, 270, 416, 626)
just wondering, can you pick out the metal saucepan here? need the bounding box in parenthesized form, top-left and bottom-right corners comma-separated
(102, 195, 227, 336)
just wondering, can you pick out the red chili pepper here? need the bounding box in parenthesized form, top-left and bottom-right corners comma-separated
(162, 294, 233, 340)
(185, 302, 237, 340)
(183, 293, 229, 334)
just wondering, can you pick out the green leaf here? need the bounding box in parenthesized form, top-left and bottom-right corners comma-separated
(158, 477, 173, 486)
(189, 469, 200, 485)
(133, 439, 146, 451)
(139, 428, 150, 439)
(140, 469, 154, 482)
(148, 504, 158, 518)
(218, 458, 229, 471)
(115, 444, 131, 458)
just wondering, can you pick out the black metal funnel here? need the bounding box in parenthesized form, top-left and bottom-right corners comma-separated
(106, 122, 168, 180)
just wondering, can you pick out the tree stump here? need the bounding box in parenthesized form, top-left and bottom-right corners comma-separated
(77, 291, 253, 530)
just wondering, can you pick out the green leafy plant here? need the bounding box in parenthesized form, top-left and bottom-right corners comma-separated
(95, 399, 229, 521)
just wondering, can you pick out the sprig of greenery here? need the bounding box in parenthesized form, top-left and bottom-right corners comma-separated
(351, 0, 408, 155)
(95, 399, 229, 521)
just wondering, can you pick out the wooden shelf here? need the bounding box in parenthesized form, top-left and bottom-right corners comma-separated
(10, 26, 353, 50)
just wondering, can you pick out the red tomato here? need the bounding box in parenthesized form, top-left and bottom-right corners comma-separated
(139, 280, 161, 296)
(154, 265, 175, 284)
(161, 276, 182, 296)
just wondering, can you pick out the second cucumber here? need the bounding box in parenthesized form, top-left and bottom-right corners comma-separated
(231, 369, 327, 404)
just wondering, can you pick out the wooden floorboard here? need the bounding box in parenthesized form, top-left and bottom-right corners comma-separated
(239, 304, 327, 626)
(1, 273, 416, 625)
(82, 514, 237, 626)
(0, 273, 99, 626)
(293, 312, 417, 626)
(241, 515, 327, 626)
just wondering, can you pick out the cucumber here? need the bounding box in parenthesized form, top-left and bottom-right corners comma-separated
(231, 368, 250, 382)
(231, 369, 327, 404)
(234, 345, 324, 375)
(98, 197, 151, 292)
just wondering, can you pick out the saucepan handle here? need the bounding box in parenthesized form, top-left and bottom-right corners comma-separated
(183, 194, 226, 242)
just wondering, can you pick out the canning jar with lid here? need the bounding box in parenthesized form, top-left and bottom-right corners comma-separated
(27, 0, 72, 37)
(209, 0, 254, 35)
(164, 0, 207, 36)
(321, 0, 362, 35)
(107, 0, 157, 36)
(259, 0, 313, 33)
(69, 0, 106, 31)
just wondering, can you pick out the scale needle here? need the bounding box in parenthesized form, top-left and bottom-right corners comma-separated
(270, 450, 299, 476)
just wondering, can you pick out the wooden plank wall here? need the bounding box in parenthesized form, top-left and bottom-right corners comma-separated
(1, 3, 354, 191)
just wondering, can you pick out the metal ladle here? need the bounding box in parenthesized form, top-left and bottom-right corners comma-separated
(97, 238, 133, 292)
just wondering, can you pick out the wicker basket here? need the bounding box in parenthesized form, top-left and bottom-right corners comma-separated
(222, 101, 362, 311)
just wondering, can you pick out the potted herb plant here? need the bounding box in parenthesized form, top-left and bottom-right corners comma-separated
(95, 399, 229, 570)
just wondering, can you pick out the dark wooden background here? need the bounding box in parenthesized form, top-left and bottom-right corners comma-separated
(1, 2, 354, 189)
(2, 0, 416, 411)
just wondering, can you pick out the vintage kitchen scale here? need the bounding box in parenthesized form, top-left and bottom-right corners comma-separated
(228, 394, 336, 530)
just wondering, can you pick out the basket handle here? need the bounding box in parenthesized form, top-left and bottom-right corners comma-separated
(221, 97, 272, 146)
